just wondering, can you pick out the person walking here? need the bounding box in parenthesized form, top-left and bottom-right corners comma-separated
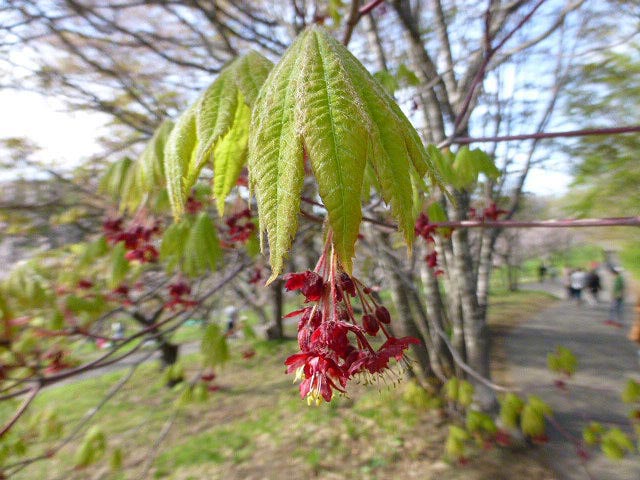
(609, 267, 626, 324)
(570, 267, 587, 305)
(585, 268, 602, 305)
(538, 262, 547, 282)
(562, 266, 573, 300)
(627, 288, 640, 363)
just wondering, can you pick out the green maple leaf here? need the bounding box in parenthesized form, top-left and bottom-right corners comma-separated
(138, 119, 174, 189)
(99, 157, 133, 200)
(196, 51, 273, 214)
(164, 52, 273, 218)
(249, 26, 439, 281)
(164, 105, 198, 219)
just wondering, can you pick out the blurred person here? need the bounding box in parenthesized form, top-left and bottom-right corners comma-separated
(538, 262, 547, 282)
(225, 305, 239, 336)
(562, 266, 573, 300)
(570, 267, 587, 305)
(626, 288, 640, 363)
(585, 268, 602, 305)
(609, 267, 626, 324)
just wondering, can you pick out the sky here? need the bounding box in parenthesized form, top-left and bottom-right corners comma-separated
(0, 89, 109, 177)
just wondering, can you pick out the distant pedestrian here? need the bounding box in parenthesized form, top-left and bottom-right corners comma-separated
(562, 266, 573, 299)
(538, 262, 547, 282)
(570, 267, 587, 305)
(585, 269, 602, 304)
(609, 267, 625, 324)
(627, 290, 640, 344)
(627, 290, 640, 364)
(225, 305, 239, 336)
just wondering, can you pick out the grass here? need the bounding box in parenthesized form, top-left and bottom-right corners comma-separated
(619, 241, 640, 281)
(2, 290, 558, 480)
(492, 244, 612, 289)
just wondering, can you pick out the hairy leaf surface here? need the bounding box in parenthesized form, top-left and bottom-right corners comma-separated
(139, 119, 173, 189)
(99, 157, 133, 200)
(195, 52, 273, 213)
(248, 27, 439, 279)
(248, 37, 305, 282)
(212, 93, 251, 214)
(183, 212, 222, 277)
(165, 105, 197, 219)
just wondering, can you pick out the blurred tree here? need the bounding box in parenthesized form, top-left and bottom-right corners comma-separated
(1, 0, 639, 410)
(564, 45, 640, 217)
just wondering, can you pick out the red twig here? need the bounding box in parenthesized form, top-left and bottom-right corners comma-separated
(431, 217, 640, 229)
(359, 0, 385, 15)
(448, 125, 640, 145)
(0, 383, 40, 439)
(302, 195, 640, 231)
(342, 0, 362, 46)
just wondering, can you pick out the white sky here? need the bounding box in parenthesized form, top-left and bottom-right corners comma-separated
(0, 89, 109, 173)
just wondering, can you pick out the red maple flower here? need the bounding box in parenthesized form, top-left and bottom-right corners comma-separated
(483, 203, 508, 221)
(425, 251, 438, 268)
(494, 430, 511, 447)
(185, 194, 204, 214)
(362, 314, 379, 336)
(283, 236, 421, 405)
(77, 279, 94, 290)
(375, 306, 391, 325)
(283, 270, 324, 301)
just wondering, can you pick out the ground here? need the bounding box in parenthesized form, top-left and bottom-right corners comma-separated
(2, 290, 557, 480)
(505, 280, 640, 480)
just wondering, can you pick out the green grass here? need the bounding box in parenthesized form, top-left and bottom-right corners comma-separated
(487, 289, 557, 327)
(619, 241, 640, 281)
(550, 244, 606, 269)
(2, 290, 556, 480)
(492, 244, 610, 289)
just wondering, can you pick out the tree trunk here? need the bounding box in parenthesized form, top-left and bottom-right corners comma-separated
(388, 271, 435, 383)
(477, 228, 500, 317)
(266, 278, 284, 340)
(449, 191, 496, 410)
(159, 341, 179, 368)
(508, 263, 519, 291)
(417, 260, 455, 380)
(159, 340, 182, 387)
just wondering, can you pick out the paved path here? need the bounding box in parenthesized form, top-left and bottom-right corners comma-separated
(505, 279, 640, 480)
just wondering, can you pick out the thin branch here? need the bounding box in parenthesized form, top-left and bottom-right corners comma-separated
(432, 217, 640, 229)
(0, 383, 40, 439)
(447, 125, 640, 146)
(137, 408, 180, 479)
(359, 0, 386, 15)
(342, 0, 362, 46)
(5, 356, 149, 476)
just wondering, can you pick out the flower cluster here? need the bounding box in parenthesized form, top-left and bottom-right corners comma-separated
(283, 240, 419, 405)
(468, 202, 508, 222)
(43, 348, 73, 375)
(165, 280, 197, 310)
(108, 284, 132, 306)
(222, 208, 255, 245)
(415, 213, 443, 274)
(185, 193, 204, 215)
(103, 216, 161, 263)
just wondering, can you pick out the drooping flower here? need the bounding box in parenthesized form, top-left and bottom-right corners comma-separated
(283, 233, 420, 405)
(283, 270, 324, 301)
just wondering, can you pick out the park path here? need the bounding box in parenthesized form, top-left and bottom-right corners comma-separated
(505, 278, 640, 480)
